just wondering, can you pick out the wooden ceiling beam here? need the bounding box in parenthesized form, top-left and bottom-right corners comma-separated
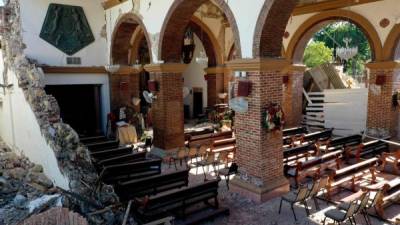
(293, 0, 383, 16)
(102, 0, 128, 10)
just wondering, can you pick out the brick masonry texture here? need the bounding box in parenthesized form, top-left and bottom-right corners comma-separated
(110, 73, 140, 111)
(235, 71, 285, 184)
(367, 68, 400, 136)
(283, 71, 303, 128)
(206, 73, 224, 107)
(150, 72, 185, 150)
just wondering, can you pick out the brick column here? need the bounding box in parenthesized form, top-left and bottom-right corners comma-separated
(205, 66, 225, 107)
(366, 61, 400, 138)
(109, 66, 142, 111)
(283, 65, 305, 128)
(144, 64, 187, 153)
(227, 59, 290, 202)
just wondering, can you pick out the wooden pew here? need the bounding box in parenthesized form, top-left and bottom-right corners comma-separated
(283, 143, 315, 164)
(211, 137, 236, 153)
(302, 128, 333, 144)
(326, 157, 378, 198)
(80, 135, 108, 144)
(380, 150, 400, 174)
(133, 179, 229, 225)
(286, 149, 342, 186)
(90, 146, 133, 162)
(99, 159, 162, 185)
(188, 130, 233, 147)
(96, 151, 147, 168)
(86, 140, 120, 152)
(283, 127, 307, 145)
(315, 134, 362, 155)
(185, 127, 215, 141)
(114, 169, 190, 200)
(345, 140, 389, 162)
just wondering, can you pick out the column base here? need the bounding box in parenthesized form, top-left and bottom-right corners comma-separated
(149, 146, 178, 160)
(230, 176, 289, 203)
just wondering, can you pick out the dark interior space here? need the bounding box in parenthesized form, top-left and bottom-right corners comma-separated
(45, 84, 102, 137)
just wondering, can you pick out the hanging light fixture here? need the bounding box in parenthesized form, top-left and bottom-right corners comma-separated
(195, 15, 209, 65)
(336, 37, 358, 61)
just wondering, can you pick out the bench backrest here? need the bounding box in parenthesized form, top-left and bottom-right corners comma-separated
(303, 129, 333, 143)
(386, 178, 400, 196)
(212, 138, 236, 147)
(284, 143, 314, 159)
(360, 140, 389, 156)
(115, 169, 190, 199)
(283, 127, 307, 137)
(299, 149, 342, 170)
(329, 135, 362, 148)
(90, 147, 133, 161)
(333, 158, 377, 180)
(97, 151, 147, 167)
(102, 159, 161, 178)
(86, 140, 120, 152)
(189, 131, 233, 145)
(143, 179, 220, 211)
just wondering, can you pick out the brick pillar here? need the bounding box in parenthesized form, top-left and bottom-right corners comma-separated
(227, 59, 290, 202)
(366, 61, 400, 138)
(144, 64, 187, 152)
(109, 67, 141, 111)
(283, 65, 305, 128)
(205, 66, 225, 107)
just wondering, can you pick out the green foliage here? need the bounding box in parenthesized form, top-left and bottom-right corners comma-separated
(313, 21, 371, 75)
(303, 41, 333, 68)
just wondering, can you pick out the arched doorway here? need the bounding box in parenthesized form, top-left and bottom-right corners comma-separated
(110, 13, 152, 138)
(147, 0, 242, 151)
(383, 24, 400, 61)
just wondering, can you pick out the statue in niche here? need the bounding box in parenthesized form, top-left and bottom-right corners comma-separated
(40, 4, 95, 55)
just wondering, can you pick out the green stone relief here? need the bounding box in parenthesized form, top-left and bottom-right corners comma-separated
(39, 3, 95, 55)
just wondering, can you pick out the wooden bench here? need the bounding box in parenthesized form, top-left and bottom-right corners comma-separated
(86, 140, 120, 152)
(185, 127, 215, 141)
(283, 143, 315, 164)
(380, 150, 400, 174)
(283, 127, 307, 145)
(286, 149, 342, 187)
(80, 135, 108, 144)
(114, 169, 190, 200)
(302, 128, 333, 144)
(90, 146, 133, 162)
(96, 151, 147, 168)
(375, 177, 400, 218)
(211, 138, 236, 153)
(187, 131, 233, 147)
(133, 179, 229, 225)
(326, 157, 378, 198)
(316, 134, 362, 154)
(99, 159, 162, 185)
(345, 140, 389, 162)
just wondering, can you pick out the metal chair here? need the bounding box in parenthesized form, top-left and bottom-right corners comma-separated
(307, 179, 321, 210)
(279, 185, 310, 221)
(168, 147, 188, 170)
(196, 152, 218, 180)
(187, 146, 198, 164)
(219, 162, 238, 190)
(197, 144, 209, 160)
(338, 191, 371, 225)
(323, 200, 358, 225)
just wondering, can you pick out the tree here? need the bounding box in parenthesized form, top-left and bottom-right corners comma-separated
(313, 22, 371, 76)
(303, 41, 333, 68)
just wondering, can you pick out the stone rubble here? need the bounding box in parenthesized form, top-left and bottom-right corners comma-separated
(1, 1, 122, 224)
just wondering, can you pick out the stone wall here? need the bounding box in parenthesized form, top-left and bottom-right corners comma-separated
(0, 1, 119, 224)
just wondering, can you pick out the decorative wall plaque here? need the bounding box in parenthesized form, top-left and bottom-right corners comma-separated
(40, 4, 95, 55)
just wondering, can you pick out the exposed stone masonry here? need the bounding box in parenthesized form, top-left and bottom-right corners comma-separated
(1, 1, 119, 224)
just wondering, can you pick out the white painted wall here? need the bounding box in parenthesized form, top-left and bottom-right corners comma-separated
(19, 0, 107, 66)
(44, 73, 111, 133)
(0, 53, 69, 189)
(323, 88, 368, 136)
(183, 35, 207, 118)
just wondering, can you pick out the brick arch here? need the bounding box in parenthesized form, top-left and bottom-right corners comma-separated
(189, 17, 223, 67)
(158, 0, 242, 63)
(383, 24, 400, 61)
(253, 0, 298, 58)
(111, 13, 152, 64)
(285, 10, 384, 63)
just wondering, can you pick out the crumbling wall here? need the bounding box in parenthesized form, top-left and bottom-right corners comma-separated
(0, 1, 119, 224)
